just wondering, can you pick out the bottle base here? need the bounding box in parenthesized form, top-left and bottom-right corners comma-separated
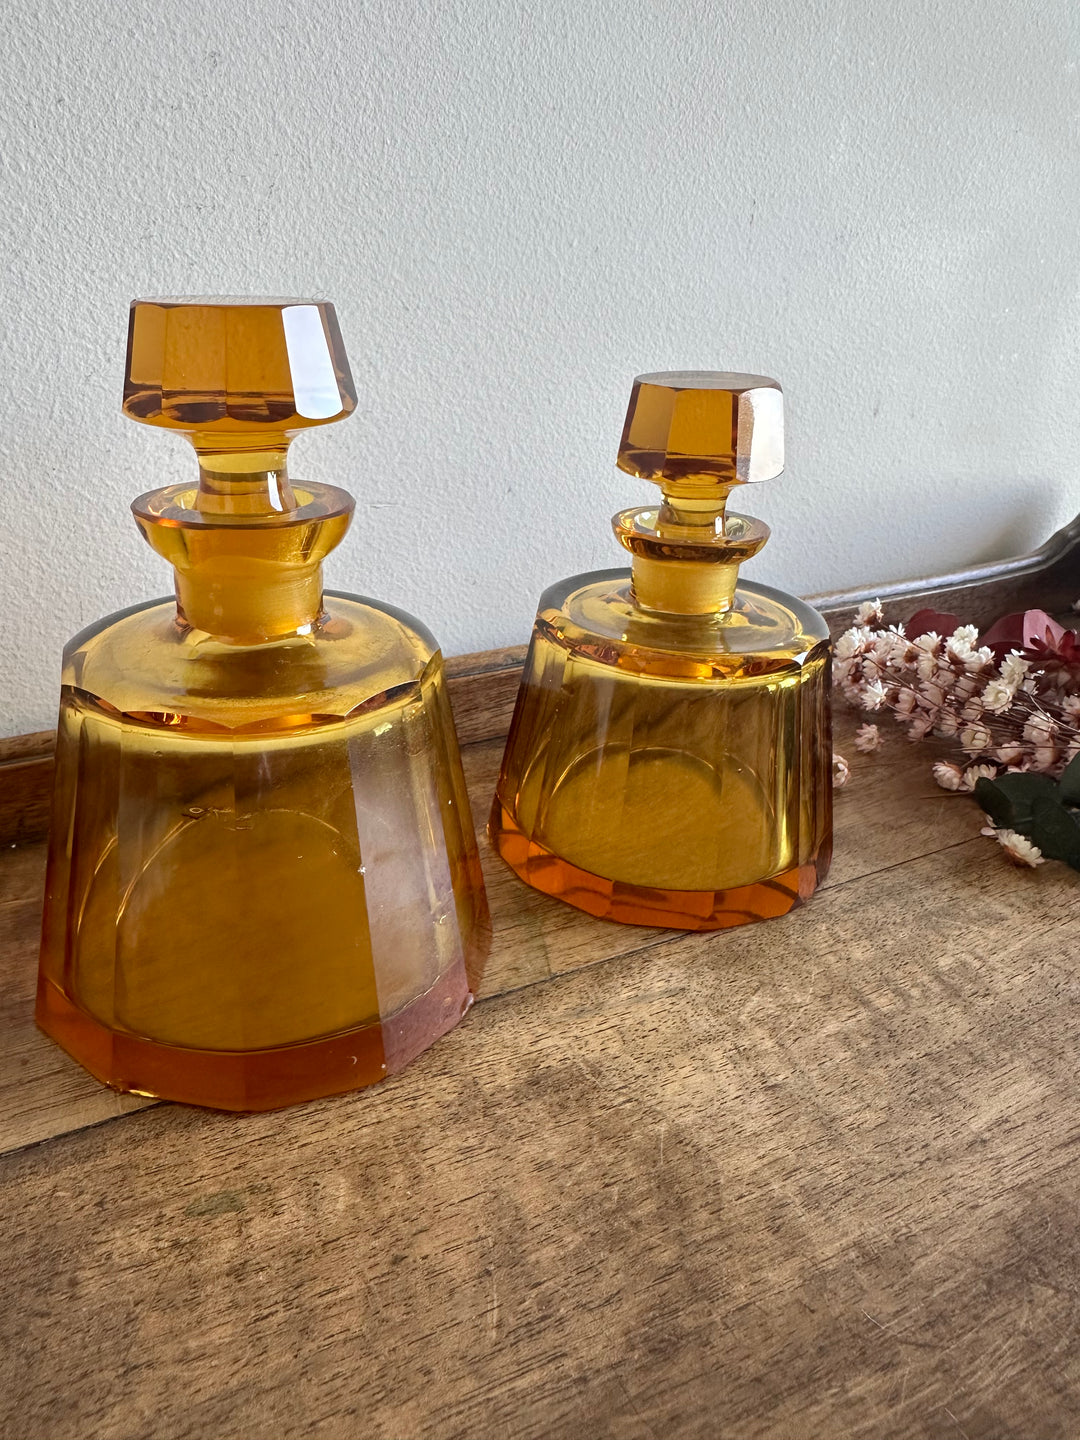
(490, 800, 830, 931)
(35, 963, 473, 1112)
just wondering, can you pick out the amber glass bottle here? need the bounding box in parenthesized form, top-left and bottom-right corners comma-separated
(37, 299, 489, 1110)
(491, 371, 831, 930)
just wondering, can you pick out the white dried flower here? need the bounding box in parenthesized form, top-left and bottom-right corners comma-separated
(832, 753, 850, 788)
(920, 680, 948, 710)
(959, 763, 997, 792)
(854, 723, 882, 753)
(895, 689, 918, 717)
(913, 634, 942, 680)
(1000, 652, 1030, 688)
(960, 723, 992, 755)
(995, 829, 1044, 867)
(945, 635, 975, 666)
(854, 599, 884, 626)
(1032, 746, 1060, 772)
(834, 630, 861, 661)
(952, 624, 980, 646)
(935, 710, 960, 737)
(908, 713, 934, 741)
(862, 679, 889, 711)
(1023, 713, 1057, 745)
(995, 742, 1025, 765)
(932, 760, 965, 790)
(981, 677, 1015, 714)
(872, 632, 905, 667)
(1062, 694, 1080, 719)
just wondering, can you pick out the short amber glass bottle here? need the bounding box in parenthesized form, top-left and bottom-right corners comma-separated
(37, 299, 489, 1110)
(490, 371, 831, 930)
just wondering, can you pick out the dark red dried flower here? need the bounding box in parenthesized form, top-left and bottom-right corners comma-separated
(981, 609, 1080, 691)
(905, 609, 962, 640)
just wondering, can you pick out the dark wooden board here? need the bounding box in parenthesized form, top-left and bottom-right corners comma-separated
(5, 521, 1080, 1438)
(4, 813, 1080, 1440)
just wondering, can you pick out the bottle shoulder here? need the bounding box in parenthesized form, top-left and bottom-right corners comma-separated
(533, 567, 830, 676)
(62, 592, 445, 725)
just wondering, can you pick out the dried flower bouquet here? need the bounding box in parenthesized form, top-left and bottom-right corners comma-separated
(834, 600, 1080, 871)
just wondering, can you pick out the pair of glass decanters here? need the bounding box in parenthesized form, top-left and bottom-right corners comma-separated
(36, 300, 832, 1111)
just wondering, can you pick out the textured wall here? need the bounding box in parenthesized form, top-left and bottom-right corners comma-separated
(2, 0, 1079, 734)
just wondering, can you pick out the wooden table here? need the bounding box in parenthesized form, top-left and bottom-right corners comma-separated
(4, 549, 1080, 1438)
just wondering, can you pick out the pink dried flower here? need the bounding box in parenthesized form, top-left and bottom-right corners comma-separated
(854, 599, 884, 626)
(960, 763, 997, 792)
(994, 829, 1044, 867)
(932, 761, 965, 791)
(960, 723, 992, 755)
(854, 723, 881, 753)
(832, 753, 850, 788)
(833, 605, 1080, 801)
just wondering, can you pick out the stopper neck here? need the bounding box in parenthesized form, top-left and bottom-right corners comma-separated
(614, 492, 770, 616)
(194, 444, 297, 517)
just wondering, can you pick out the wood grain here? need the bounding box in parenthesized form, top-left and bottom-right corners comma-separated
(4, 537, 1080, 1438)
(0, 731, 54, 847)
(3, 830, 1080, 1440)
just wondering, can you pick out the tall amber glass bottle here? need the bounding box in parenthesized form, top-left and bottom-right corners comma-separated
(491, 371, 831, 930)
(37, 299, 489, 1110)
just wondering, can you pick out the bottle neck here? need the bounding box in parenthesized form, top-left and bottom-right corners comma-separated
(630, 555, 741, 615)
(133, 445, 354, 645)
(174, 561, 326, 642)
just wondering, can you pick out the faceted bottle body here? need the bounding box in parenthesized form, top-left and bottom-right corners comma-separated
(38, 593, 488, 1110)
(491, 569, 831, 929)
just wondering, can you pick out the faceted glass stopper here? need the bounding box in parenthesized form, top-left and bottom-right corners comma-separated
(123, 298, 357, 452)
(617, 371, 784, 495)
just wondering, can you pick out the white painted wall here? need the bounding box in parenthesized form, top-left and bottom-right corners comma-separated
(2, 0, 1079, 734)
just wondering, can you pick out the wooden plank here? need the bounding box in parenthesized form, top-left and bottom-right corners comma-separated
(446, 644, 529, 746)
(0, 752, 53, 848)
(2, 833, 1079, 1439)
(0, 709, 982, 1157)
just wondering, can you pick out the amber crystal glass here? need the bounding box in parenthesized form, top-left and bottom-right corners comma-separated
(490, 372, 831, 930)
(37, 299, 489, 1110)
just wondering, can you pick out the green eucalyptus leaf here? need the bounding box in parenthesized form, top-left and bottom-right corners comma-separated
(1059, 751, 1080, 807)
(973, 773, 1058, 833)
(1029, 795, 1080, 869)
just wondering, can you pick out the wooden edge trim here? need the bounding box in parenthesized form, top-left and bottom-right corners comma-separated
(3, 511, 1080, 844)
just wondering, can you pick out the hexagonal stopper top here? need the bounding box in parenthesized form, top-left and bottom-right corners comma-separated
(123, 299, 356, 457)
(617, 371, 784, 497)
